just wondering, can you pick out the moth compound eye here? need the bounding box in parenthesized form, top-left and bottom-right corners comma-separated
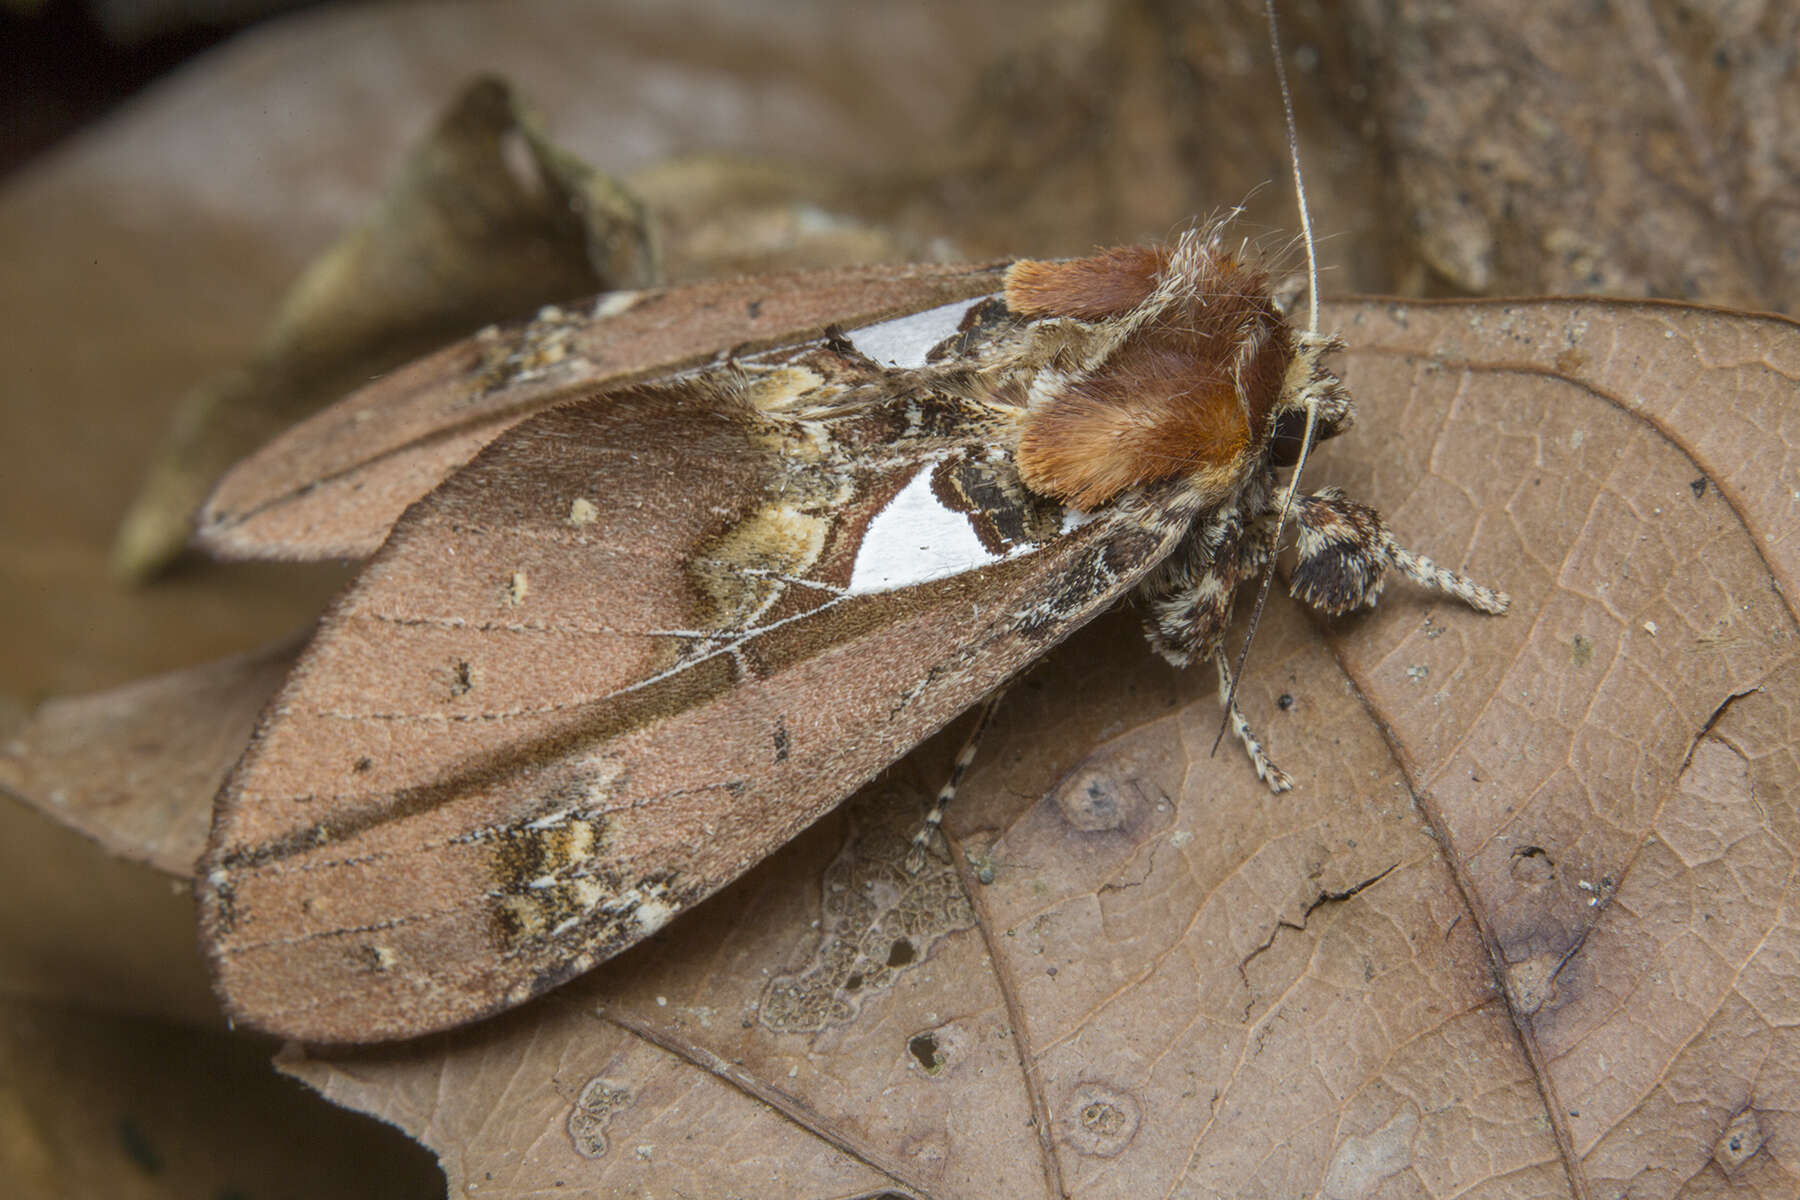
(1269, 402, 1350, 466)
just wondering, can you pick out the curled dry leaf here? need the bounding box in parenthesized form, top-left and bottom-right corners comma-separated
(111, 75, 657, 581)
(0, 638, 299, 878)
(265, 298, 1800, 1197)
(0, 641, 302, 1025)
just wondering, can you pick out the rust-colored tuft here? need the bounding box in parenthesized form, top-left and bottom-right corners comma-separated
(1005, 245, 1170, 321)
(1018, 343, 1249, 509)
(1016, 250, 1293, 509)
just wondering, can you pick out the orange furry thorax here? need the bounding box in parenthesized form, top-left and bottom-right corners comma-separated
(1007, 239, 1294, 511)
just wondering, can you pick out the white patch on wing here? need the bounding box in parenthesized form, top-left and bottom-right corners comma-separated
(849, 461, 1076, 595)
(844, 297, 991, 368)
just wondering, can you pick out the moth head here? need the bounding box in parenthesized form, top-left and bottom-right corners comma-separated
(1005, 229, 1308, 512)
(1267, 330, 1353, 468)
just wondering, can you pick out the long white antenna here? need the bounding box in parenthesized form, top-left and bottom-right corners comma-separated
(1212, 0, 1325, 764)
(1269, 0, 1319, 338)
(1263, 0, 1323, 547)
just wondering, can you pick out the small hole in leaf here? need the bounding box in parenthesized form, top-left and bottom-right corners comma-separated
(844, 973, 863, 992)
(887, 938, 916, 967)
(908, 1032, 944, 1073)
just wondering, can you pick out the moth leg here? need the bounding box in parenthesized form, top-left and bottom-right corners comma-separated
(1386, 542, 1510, 614)
(1137, 514, 1270, 668)
(1136, 538, 1215, 668)
(905, 690, 1006, 875)
(1290, 487, 1510, 617)
(1136, 517, 1292, 791)
(1215, 651, 1294, 793)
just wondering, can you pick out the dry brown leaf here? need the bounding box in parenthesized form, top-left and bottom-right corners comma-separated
(268, 297, 1800, 1197)
(903, 0, 1800, 306)
(628, 156, 954, 282)
(6, 1, 1798, 1195)
(0, 637, 299, 877)
(0, 639, 302, 1028)
(0, 649, 294, 1029)
(0, 644, 303, 1023)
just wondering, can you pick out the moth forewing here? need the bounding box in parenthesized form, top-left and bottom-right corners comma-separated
(199, 274, 1181, 1043)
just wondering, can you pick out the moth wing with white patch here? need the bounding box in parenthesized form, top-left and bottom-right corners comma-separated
(195, 263, 1008, 563)
(199, 344, 1177, 1044)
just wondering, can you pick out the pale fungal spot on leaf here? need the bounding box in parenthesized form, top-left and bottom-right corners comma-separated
(1570, 634, 1594, 667)
(1503, 951, 1562, 1016)
(567, 497, 599, 527)
(1059, 1082, 1140, 1158)
(566, 1078, 631, 1159)
(1714, 1109, 1765, 1172)
(1052, 764, 1147, 834)
(501, 569, 530, 607)
(758, 788, 974, 1033)
(1322, 1107, 1420, 1200)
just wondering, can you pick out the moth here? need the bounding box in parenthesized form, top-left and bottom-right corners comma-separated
(196, 226, 1508, 1044)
